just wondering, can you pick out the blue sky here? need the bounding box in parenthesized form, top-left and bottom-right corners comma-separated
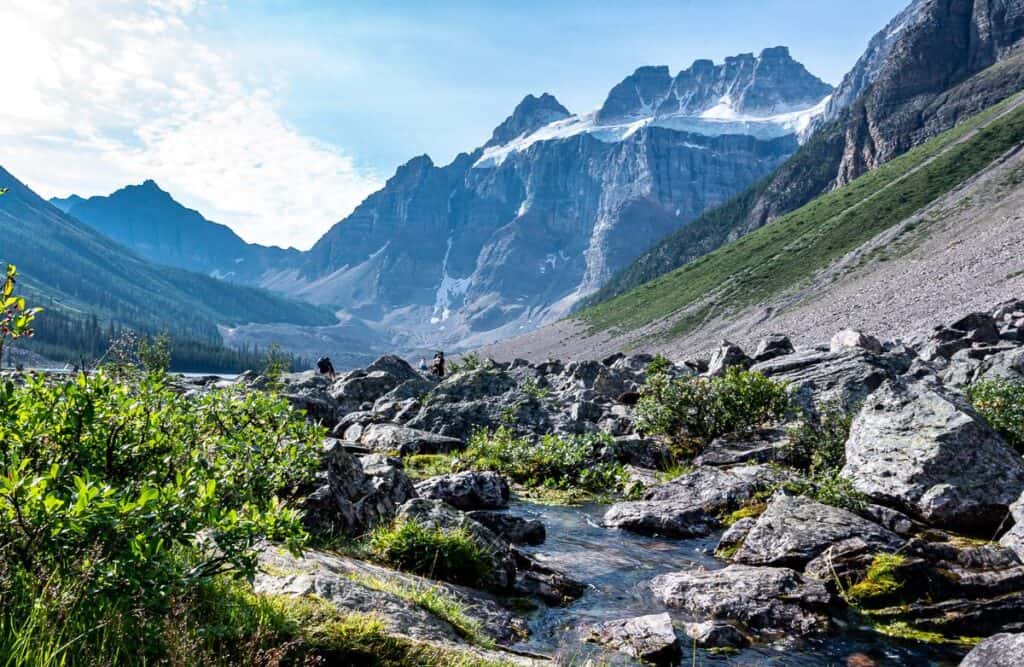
(1, 0, 907, 248)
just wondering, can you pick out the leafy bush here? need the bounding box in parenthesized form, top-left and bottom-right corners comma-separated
(784, 472, 867, 512)
(368, 520, 493, 587)
(0, 371, 324, 662)
(645, 354, 672, 377)
(458, 427, 629, 495)
(968, 379, 1024, 453)
(0, 264, 42, 370)
(635, 367, 789, 447)
(519, 377, 550, 400)
(783, 401, 854, 474)
(137, 332, 172, 374)
(448, 352, 484, 375)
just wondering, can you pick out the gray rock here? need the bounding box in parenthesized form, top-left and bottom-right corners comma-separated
(303, 442, 416, 537)
(468, 511, 546, 545)
(651, 564, 831, 636)
(751, 348, 906, 413)
(734, 494, 903, 568)
(830, 328, 884, 354)
(590, 613, 680, 665)
(510, 548, 586, 605)
(841, 381, 1024, 533)
(706, 341, 752, 377)
(683, 621, 750, 649)
(255, 546, 530, 653)
(604, 465, 786, 537)
(397, 498, 517, 592)
(415, 471, 510, 511)
(716, 517, 756, 557)
(366, 354, 421, 383)
(753, 334, 795, 363)
(960, 633, 1024, 667)
(331, 370, 403, 412)
(360, 423, 464, 456)
(694, 428, 788, 467)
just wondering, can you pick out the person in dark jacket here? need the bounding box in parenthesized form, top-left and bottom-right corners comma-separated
(316, 356, 336, 381)
(430, 351, 445, 379)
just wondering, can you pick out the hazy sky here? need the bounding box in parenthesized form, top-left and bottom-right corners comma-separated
(0, 0, 907, 249)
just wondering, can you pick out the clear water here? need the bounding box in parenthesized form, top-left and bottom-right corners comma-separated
(511, 502, 966, 666)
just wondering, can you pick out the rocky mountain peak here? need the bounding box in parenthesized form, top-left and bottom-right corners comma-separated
(597, 47, 832, 124)
(484, 93, 570, 148)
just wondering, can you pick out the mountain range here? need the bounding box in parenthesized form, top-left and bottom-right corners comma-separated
(10, 0, 1024, 370)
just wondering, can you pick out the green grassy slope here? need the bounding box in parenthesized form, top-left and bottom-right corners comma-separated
(0, 167, 334, 364)
(577, 93, 1024, 338)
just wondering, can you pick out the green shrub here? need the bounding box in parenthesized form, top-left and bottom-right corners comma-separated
(448, 352, 484, 375)
(457, 427, 629, 495)
(405, 454, 456, 479)
(0, 371, 323, 662)
(783, 401, 854, 474)
(784, 471, 867, 512)
(635, 367, 789, 447)
(520, 377, 550, 400)
(968, 379, 1024, 453)
(645, 354, 672, 376)
(368, 520, 493, 588)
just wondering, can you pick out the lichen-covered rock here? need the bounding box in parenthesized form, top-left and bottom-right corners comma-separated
(959, 632, 1024, 666)
(694, 428, 788, 467)
(590, 613, 680, 665)
(415, 471, 510, 511)
(716, 517, 756, 558)
(651, 564, 831, 636)
(604, 465, 788, 537)
(734, 494, 903, 568)
(752, 334, 795, 363)
(841, 381, 1024, 533)
(255, 546, 532, 656)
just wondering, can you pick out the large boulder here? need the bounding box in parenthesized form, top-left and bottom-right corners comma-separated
(429, 368, 517, 402)
(396, 499, 517, 592)
(830, 329, 884, 354)
(366, 355, 422, 383)
(303, 444, 416, 537)
(415, 472, 510, 511)
(651, 565, 830, 637)
(331, 370, 404, 412)
(603, 465, 786, 537)
(733, 494, 903, 568)
(468, 511, 546, 545)
(589, 613, 680, 665)
(841, 381, 1024, 533)
(752, 334, 795, 363)
(255, 546, 529, 652)
(359, 423, 464, 456)
(751, 348, 906, 413)
(706, 341, 752, 377)
(959, 632, 1024, 666)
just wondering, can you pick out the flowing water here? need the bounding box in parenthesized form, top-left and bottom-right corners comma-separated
(510, 502, 966, 666)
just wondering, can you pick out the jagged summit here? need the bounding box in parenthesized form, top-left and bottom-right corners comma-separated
(484, 93, 571, 148)
(596, 46, 833, 124)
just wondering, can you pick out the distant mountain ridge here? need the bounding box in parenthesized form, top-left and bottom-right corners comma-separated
(55, 46, 832, 362)
(54, 181, 300, 283)
(1, 166, 333, 366)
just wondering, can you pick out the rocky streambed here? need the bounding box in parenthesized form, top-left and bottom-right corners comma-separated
(179, 298, 1024, 665)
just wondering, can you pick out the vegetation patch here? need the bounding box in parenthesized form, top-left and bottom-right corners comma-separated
(368, 520, 493, 588)
(456, 427, 632, 498)
(405, 454, 457, 480)
(870, 621, 981, 647)
(721, 501, 768, 527)
(967, 379, 1024, 453)
(846, 554, 906, 605)
(347, 573, 496, 649)
(634, 366, 789, 451)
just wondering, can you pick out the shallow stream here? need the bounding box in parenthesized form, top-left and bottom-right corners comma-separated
(511, 501, 966, 666)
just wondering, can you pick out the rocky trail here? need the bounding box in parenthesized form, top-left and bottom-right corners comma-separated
(175, 297, 1024, 665)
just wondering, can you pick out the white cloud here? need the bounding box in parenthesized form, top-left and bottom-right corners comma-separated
(0, 0, 381, 249)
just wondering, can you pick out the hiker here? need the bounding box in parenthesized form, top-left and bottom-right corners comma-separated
(316, 355, 336, 381)
(418, 357, 428, 372)
(429, 351, 446, 379)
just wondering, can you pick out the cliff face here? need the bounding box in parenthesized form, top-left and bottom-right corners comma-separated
(288, 123, 796, 349)
(835, 0, 1024, 183)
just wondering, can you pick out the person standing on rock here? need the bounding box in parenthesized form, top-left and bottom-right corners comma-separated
(430, 351, 445, 379)
(316, 355, 336, 381)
